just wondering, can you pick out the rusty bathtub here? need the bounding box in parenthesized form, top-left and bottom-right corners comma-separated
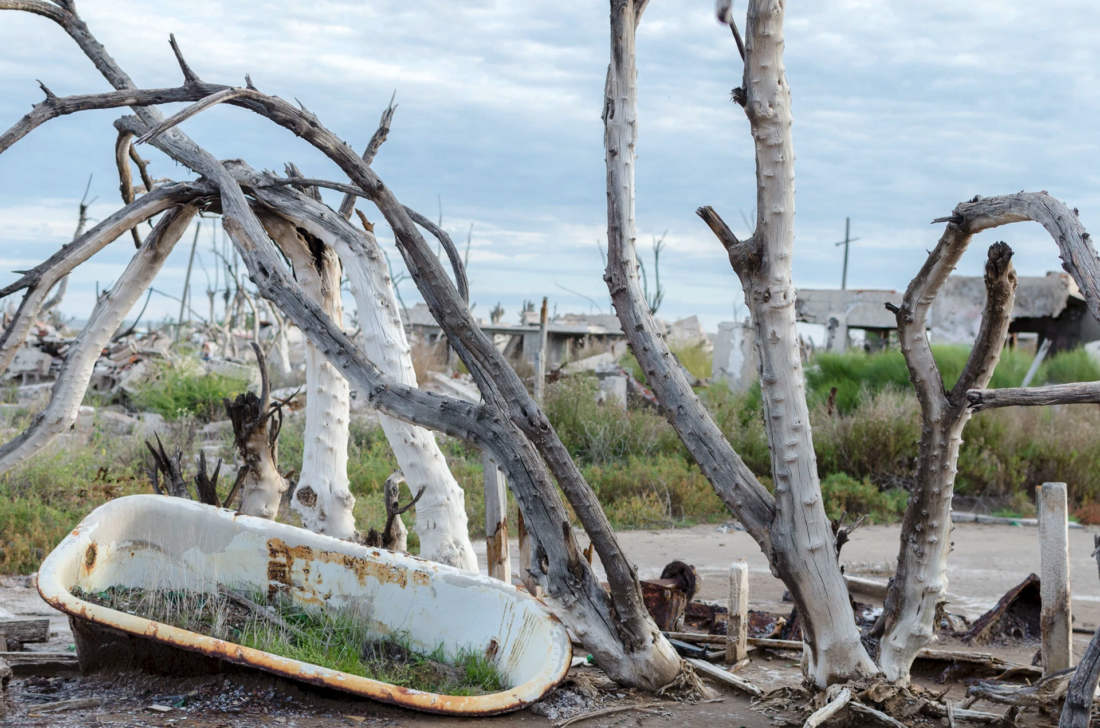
(37, 494, 571, 715)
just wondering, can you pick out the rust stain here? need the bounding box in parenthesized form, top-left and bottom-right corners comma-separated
(83, 543, 97, 570)
(43, 579, 558, 716)
(267, 538, 412, 592)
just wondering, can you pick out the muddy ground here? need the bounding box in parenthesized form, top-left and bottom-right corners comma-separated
(3, 520, 1098, 727)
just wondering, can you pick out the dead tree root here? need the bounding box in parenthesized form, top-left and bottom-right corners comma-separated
(656, 661, 708, 701)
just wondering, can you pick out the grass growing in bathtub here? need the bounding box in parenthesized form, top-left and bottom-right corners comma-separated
(72, 585, 504, 695)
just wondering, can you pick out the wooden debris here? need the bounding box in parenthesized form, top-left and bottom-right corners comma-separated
(482, 451, 510, 583)
(967, 668, 1072, 708)
(803, 686, 851, 727)
(555, 701, 664, 728)
(663, 631, 729, 645)
(843, 575, 889, 601)
(686, 657, 762, 697)
(667, 639, 708, 659)
(0, 650, 79, 673)
(848, 701, 907, 727)
(28, 697, 102, 713)
(726, 561, 748, 663)
(0, 617, 50, 649)
(915, 647, 1042, 679)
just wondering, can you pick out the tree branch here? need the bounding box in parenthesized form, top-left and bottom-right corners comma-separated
(338, 91, 397, 219)
(968, 381, 1100, 411)
(951, 192, 1100, 322)
(696, 205, 757, 280)
(949, 242, 1017, 407)
(0, 182, 212, 374)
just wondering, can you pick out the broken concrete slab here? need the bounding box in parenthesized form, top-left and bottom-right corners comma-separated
(712, 321, 757, 391)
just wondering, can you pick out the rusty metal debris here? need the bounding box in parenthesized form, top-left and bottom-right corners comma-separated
(963, 573, 1042, 646)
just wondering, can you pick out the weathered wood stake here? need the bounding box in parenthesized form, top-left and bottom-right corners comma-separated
(726, 560, 749, 663)
(482, 450, 511, 583)
(1039, 481, 1072, 674)
(534, 296, 548, 403)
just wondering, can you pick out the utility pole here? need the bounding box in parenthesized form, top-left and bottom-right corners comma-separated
(834, 217, 860, 290)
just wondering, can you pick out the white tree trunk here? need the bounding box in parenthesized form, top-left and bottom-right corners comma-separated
(253, 195, 477, 571)
(344, 230, 478, 572)
(737, 1, 876, 685)
(0, 205, 196, 472)
(265, 216, 356, 539)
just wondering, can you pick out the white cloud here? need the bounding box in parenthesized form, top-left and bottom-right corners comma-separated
(0, 2, 1097, 331)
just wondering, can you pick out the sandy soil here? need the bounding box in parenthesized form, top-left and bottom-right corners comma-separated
(2, 520, 1096, 727)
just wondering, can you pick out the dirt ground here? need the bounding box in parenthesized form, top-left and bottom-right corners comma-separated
(3, 520, 1097, 727)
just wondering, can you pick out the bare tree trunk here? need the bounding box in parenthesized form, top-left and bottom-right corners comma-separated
(879, 241, 1016, 682)
(0, 205, 197, 472)
(250, 183, 477, 570)
(609, 0, 873, 685)
(879, 190, 1096, 683)
(261, 213, 355, 538)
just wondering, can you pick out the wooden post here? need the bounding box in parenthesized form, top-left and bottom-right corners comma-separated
(1039, 482, 1072, 674)
(482, 451, 511, 583)
(726, 560, 749, 664)
(533, 296, 548, 403)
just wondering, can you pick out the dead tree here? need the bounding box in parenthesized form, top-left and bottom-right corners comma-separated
(609, 0, 874, 684)
(261, 212, 356, 539)
(610, 0, 1100, 688)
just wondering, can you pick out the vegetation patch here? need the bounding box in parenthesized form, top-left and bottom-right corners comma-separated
(130, 363, 249, 421)
(6, 345, 1100, 575)
(73, 585, 504, 695)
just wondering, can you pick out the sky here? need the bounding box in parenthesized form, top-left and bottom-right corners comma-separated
(0, 1, 1098, 333)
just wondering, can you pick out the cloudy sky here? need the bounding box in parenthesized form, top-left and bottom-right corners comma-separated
(0, 1, 1097, 332)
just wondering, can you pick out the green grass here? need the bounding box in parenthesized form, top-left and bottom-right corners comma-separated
(0, 419, 149, 573)
(130, 362, 249, 421)
(75, 585, 504, 695)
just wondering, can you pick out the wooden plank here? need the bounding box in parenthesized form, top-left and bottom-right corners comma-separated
(686, 657, 762, 697)
(0, 651, 80, 674)
(726, 561, 748, 663)
(1039, 482, 1072, 674)
(0, 617, 50, 645)
(482, 451, 511, 583)
(843, 575, 888, 600)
